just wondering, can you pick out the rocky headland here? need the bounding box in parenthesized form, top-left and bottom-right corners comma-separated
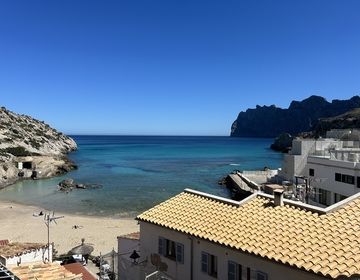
(0, 107, 77, 188)
(270, 107, 360, 152)
(312, 108, 360, 137)
(230, 95, 360, 138)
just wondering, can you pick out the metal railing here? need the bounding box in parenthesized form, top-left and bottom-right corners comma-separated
(0, 263, 19, 280)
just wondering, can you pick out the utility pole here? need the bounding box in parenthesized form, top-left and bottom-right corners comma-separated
(44, 212, 64, 262)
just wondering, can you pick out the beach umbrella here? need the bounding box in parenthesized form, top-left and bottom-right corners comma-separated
(69, 238, 94, 255)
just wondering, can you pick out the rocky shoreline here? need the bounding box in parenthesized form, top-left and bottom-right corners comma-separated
(0, 155, 77, 189)
(0, 107, 78, 189)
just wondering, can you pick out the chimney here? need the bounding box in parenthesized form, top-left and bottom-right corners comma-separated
(273, 189, 284, 206)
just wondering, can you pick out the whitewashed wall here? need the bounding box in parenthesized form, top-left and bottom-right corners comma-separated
(307, 156, 360, 198)
(4, 244, 52, 267)
(117, 236, 141, 280)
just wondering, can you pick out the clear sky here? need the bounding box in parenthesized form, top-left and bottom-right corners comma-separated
(1, 1, 359, 135)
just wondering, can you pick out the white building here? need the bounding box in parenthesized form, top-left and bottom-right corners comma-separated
(279, 129, 360, 206)
(135, 188, 360, 280)
(117, 232, 142, 280)
(0, 241, 52, 267)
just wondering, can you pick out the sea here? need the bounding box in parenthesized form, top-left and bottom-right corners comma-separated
(0, 136, 283, 217)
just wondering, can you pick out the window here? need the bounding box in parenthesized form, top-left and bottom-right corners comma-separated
(334, 193, 348, 203)
(228, 265, 268, 280)
(201, 252, 217, 277)
(158, 237, 184, 263)
(176, 243, 184, 264)
(335, 173, 341, 182)
(335, 173, 355, 185)
(357, 177, 360, 188)
(256, 271, 268, 280)
(342, 174, 355, 185)
(228, 261, 241, 280)
(309, 168, 314, 176)
(319, 188, 330, 206)
(246, 267, 251, 280)
(346, 175, 355, 185)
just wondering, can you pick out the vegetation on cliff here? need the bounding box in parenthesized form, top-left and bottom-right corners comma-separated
(270, 108, 360, 152)
(0, 106, 77, 155)
(0, 107, 77, 188)
(312, 108, 360, 137)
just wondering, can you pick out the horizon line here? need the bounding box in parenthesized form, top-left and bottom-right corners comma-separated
(67, 134, 230, 137)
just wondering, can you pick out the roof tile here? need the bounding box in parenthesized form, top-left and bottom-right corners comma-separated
(137, 191, 360, 279)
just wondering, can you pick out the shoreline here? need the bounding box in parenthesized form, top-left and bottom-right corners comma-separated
(0, 200, 139, 256)
(0, 154, 77, 190)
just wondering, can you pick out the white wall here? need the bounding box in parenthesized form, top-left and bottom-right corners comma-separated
(140, 222, 191, 279)
(279, 139, 317, 181)
(307, 157, 360, 198)
(117, 237, 141, 280)
(280, 139, 344, 182)
(291, 140, 316, 156)
(279, 154, 306, 181)
(3, 245, 52, 267)
(139, 222, 324, 280)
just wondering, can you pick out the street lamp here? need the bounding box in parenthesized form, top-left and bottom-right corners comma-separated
(130, 250, 140, 264)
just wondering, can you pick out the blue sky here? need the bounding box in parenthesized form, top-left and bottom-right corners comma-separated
(1, 0, 359, 135)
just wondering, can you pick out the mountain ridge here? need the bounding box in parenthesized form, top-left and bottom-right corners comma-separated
(230, 95, 360, 137)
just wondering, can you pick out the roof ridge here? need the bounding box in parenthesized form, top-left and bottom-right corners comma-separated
(184, 188, 256, 207)
(257, 190, 360, 215)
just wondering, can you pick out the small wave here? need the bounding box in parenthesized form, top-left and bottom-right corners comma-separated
(229, 163, 241, 166)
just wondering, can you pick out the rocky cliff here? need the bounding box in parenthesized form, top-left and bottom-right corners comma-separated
(0, 107, 77, 188)
(230, 95, 360, 137)
(312, 108, 360, 137)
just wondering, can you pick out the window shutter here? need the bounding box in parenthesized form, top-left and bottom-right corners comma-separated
(176, 243, 184, 264)
(158, 237, 165, 256)
(256, 271, 268, 280)
(228, 261, 237, 280)
(201, 252, 208, 273)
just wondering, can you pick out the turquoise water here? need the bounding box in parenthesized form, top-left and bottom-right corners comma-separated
(0, 136, 283, 217)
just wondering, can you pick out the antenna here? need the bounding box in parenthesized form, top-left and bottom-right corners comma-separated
(44, 212, 64, 262)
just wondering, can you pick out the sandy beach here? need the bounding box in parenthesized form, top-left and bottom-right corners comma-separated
(0, 201, 139, 256)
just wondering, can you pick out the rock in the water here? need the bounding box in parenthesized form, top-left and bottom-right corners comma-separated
(270, 133, 293, 152)
(59, 178, 75, 191)
(75, 183, 86, 189)
(59, 179, 103, 192)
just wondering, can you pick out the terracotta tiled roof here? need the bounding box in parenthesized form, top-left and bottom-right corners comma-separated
(0, 240, 9, 246)
(137, 190, 360, 279)
(10, 262, 82, 280)
(63, 263, 96, 280)
(117, 232, 140, 240)
(0, 242, 47, 258)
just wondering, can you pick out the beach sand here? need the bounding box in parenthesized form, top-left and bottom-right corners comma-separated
(0, 201, 139, 256)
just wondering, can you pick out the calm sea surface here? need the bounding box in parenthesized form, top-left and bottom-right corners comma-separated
(0, 136, 283, 217)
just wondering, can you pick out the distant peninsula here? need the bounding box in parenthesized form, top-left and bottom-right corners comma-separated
(0, 107, 77, 188)
(230, 95, 360, 138)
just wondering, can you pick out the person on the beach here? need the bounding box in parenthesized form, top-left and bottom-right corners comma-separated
(72, 225, 83, 229)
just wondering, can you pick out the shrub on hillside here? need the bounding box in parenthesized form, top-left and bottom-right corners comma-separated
(1, 146, 32, 156)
